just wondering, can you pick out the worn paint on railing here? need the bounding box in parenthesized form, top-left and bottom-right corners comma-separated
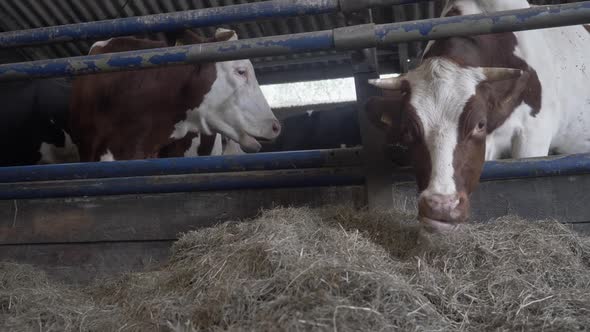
(0, 0, 339, 48)
(0, 2, 589, 81)
(375, 1, 590, 42)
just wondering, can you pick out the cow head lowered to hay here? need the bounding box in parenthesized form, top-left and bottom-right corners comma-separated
(365, 0, 590, 232)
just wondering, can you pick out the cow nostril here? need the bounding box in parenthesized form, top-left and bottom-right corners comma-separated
(272, 121, 281, 134)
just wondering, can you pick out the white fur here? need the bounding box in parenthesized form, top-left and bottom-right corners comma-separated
(446, 0, 590, 159)
(38, 131, 80, 164)
(407, 58, 486, 196)
(100, 150, 115, 162)
(183, 137, 201, 157)
(89, 38, 113, 52)
(183, 134, 244, 157)
(222, 137, 245, 155)
(412, 0, 590, 198)
(169, 29, 278, 153)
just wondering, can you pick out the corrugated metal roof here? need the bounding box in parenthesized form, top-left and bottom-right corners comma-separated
(0, 0, 584, 84)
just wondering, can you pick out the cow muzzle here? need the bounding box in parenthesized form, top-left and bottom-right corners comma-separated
(239, 119, 282, 153)
(418, 192, 469, 233)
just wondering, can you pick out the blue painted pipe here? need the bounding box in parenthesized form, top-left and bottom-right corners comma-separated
(481, 153, 590, 181)
(0, 148, 362, 183)
(1, 2, 589, 81)
(0, 0, 430, 49)
(0, 0, 340, 48)
(0, 30, 334, 81)
(0, 167, 365, 200)
(375, 1, 590, 44)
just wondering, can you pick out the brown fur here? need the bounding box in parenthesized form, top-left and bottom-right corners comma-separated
(69, 30, 230, 161)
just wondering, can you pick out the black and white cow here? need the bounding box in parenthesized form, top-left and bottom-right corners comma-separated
(0, 78, 79, 166)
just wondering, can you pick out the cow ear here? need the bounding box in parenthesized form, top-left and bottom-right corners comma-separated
(489, 70, 532, 114)
(215, 28, 238, 42)
(365, 96, 402, 132)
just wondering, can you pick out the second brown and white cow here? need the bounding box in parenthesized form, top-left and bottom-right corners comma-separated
(69, 28, 279, 162)
(367, 0, 590, 232)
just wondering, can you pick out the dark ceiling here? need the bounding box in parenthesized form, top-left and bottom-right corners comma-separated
(0, 0, 583, 84)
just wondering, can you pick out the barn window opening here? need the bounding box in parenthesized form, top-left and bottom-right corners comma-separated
(261, 73, 400, 109)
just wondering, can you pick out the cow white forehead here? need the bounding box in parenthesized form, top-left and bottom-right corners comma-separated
(407, 58, 486, 133)
(405, 58, 487, 196)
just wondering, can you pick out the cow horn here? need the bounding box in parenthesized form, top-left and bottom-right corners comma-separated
(481, 67, 523, 82)
(368, 77, 404, 90)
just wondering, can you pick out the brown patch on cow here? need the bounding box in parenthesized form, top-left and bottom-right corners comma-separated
(454, 94, 487, 196)
(444, 7, 462, 17)
(365, 83, 431, 192)
(584, 25, 590, 34)
(424, 33, 542, 131)
(70, 30, 219, 162)
(424, 2, 542, 132)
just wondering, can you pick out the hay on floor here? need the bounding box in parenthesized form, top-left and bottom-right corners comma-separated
(1, 207, 589, 332)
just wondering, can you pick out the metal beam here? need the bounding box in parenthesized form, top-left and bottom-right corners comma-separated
(0, 2, 588, 81)
(1, 146, 590, 199)
(0, 148, 362, 183)
(0, 0, 431, 49)
(345, 9, 394, 211)
(0, 167, 365, 200)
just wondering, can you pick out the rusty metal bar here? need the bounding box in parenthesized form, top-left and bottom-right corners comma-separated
(0, 2, 588, 81)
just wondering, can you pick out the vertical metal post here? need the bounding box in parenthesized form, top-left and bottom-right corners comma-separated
(346, 9, 394, 211)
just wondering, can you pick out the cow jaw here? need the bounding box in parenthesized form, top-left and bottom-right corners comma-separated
(419, 216, 460, 233)
(171, 59, 280, 153)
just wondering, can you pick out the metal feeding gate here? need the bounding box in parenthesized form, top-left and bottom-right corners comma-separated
(0, 0, 589, 283)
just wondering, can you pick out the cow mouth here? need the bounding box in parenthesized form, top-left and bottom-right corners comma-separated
(252, 135, 274, 143)
(419, 216, 460, 233)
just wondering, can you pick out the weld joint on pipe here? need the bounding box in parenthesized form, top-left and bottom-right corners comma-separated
(333, 23, 377, 50)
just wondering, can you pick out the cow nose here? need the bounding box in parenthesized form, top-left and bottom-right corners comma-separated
(271, 120, 281, 135)
(424, 193, 460, 213)
(418, 192, 469, 227)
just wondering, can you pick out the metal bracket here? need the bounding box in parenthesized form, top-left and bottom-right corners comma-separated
(333, 23, 376, 51)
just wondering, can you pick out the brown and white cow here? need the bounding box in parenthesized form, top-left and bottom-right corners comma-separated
(367, 0, 590, 232)
(69, 28, 278, 162)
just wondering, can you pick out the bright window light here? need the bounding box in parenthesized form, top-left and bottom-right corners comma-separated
(261, 73, 401, 108)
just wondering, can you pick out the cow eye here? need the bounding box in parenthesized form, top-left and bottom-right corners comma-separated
(477, 120, 486, 130)
(236, 68, 247, 77)
(473, 120, 486, 136)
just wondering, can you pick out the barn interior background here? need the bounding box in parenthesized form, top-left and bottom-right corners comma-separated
(0, 0, 589, 284)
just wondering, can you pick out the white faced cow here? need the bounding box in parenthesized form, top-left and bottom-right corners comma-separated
(69, 28, 279, 162)
(367, 0, 590, 232)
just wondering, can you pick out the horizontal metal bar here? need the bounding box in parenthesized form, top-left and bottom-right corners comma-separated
(0, 30, 335, 81)
(481, 153, 590, 181)
(0, 2, 588, 81)
(0, 0, 338, 49)
(390, 153, 590, 183)
(339, 0, 430, 13)
(0, 148, 362, 183)
(0, 0, 429, 49)
(0, 167, 365, 200)
(375, 1, 590, 44)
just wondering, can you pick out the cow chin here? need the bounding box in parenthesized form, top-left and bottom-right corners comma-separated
(237, 135, 262, 153)
(419, 217, 460, 233)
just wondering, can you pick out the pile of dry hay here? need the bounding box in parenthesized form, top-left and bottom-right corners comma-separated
(1, 207, 590, 332)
